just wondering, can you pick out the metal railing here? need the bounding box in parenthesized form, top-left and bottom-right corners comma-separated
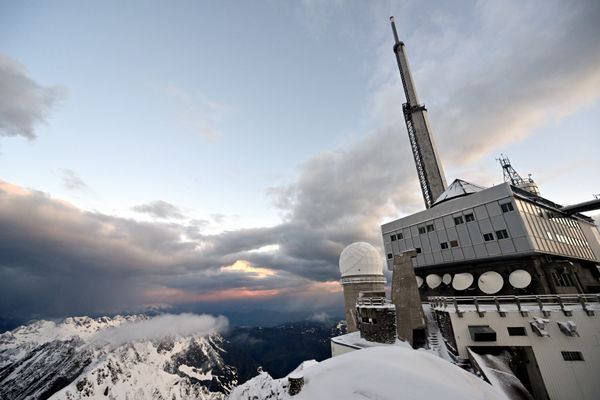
(357, 297, 392, 306)
(428, 293, 599, 317)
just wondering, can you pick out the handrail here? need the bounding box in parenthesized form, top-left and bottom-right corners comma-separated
(356, 297, 392, 306)
(427, 293, 599, 316)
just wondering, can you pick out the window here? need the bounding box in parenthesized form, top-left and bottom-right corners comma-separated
(561, 351, 584, 361)
(507, 327, 527, 336)
(465, 213, 475, 222)
(387, 253, 393, 260)
(426, 224, 434, 232)
(391, 234, 397, 241)
(552, 271, 575, 287)
(454, 216, 464, 225)
(450, 240, 459, 248)
(501, 202, 514, 213)
(440, 242, 448, 250)
(496, 229, 509, 239)
(415, 247, 422, 254)
(397, 232, 403, 240)
(483, 233, 494, 241)
(418, 226, 426, 234)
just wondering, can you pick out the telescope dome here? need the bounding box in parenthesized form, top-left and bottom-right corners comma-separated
(339, 242, 384, 277)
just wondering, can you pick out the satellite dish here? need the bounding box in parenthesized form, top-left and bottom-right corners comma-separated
(426, 274, 442, 289)
(509, 269, 531, 289)
(442, 273, 452, 285)
(416, 276, 424, 288)
(452, 273, 473, 291)
(478, 271, 504, 294)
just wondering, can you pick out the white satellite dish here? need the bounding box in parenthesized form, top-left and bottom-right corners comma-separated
(442, 273, 452, 285)
(478, 271, 504, 294)
(426, 274, 442, 289)
(416, 276, 424, 288)
(509, 269, 531, 289)
(452, 273, 473, 291)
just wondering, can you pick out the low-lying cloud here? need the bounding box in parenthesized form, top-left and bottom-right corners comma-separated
(90, 313, 228, 346)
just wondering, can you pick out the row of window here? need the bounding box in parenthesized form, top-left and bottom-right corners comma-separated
(390, 202, 515, 241)
(387, 229, 511, 259)
(483, 229, 510, 241)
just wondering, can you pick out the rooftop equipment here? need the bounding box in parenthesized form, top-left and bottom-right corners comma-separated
(497, 154, 540, 196)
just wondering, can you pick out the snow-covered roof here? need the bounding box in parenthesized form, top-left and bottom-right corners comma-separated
(432, 179, 486, 206)
(229, 346, 508, 400)
(339, 242, 384, 277)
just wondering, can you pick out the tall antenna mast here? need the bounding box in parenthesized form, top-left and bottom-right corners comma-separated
(390, 17, 447, 209)
(497, 154, 540, 196)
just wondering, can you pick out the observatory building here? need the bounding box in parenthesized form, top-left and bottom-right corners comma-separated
(331, 16, 600, 400)
(339, 242, 386, 332)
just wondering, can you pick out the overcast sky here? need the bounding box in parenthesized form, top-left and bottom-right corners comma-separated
(1, 0, 599, 323)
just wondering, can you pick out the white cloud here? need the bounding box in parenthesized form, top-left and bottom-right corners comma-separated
(90, 313, 228, 346)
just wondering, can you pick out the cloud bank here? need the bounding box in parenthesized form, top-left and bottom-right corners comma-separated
(0, 53, 65, 140)
(90, 313, 228, 346)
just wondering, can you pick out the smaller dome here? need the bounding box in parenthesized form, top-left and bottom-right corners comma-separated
(339, 242, 384, 277)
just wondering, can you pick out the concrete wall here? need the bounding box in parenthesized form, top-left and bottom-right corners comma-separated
(342, 279, 386, 332)
(446, 308, 600, 400)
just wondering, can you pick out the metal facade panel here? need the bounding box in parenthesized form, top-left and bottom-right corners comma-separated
(474, 205, 489, 220)
(486, 202, 502, 217)
(467, 223, 484, 244)
(463, 245, 476, 260)
(485, 242, 501, 256)
(474, 244, 487, 258)
(498, 239, 516, 254)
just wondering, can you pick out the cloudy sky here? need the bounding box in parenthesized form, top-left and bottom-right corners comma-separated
(1, 0, 599, 324)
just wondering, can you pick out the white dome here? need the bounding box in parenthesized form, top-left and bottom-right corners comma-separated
(339, 242, 384, 277)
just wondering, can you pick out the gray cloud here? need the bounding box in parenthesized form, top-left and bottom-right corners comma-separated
(132, 200, 186, 220)
(0, 53, 65, 140)
(61, 169, 88, 191)
(370, 0, 600, 165)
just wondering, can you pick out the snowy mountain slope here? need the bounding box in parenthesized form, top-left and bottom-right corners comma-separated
(0, 314, 237, 400)
(228, 346, 509, 400)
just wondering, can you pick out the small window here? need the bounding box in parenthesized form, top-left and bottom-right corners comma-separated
(440, 242, 448, 250)
(387, 253, 393, 260)
(418, 226, 426, 234)
(561, 351, 584, 361)
(552, 271, 575, 287)
(501, 202, 514, 213)
(496, 229, 509, 239)
(391, 234, 397, 241)
(465, 213, 475, 222)
(454, 216, 464, 225)
(483, 233, 494, 241)
(397, 232, 403, 240)
(449, 240, 459, 248)
(507, 327, 527, 336)
(426, 224, 434, 232)
(415, 247, 422, 254)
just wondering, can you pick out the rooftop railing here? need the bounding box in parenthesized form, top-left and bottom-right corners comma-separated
(428, 293, 599, 317)
(356, 297, 392, 307)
